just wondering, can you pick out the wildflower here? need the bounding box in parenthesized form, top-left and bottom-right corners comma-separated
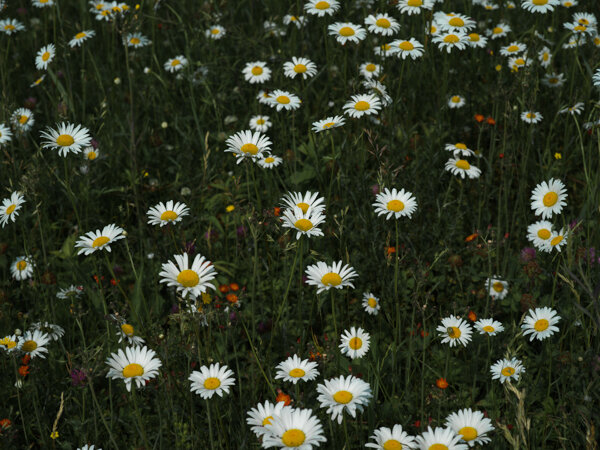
(189, 362, 235, 399)
(304, 0, 340, 17)
(40, 122, 92, 157)
(281, 206, 326, 240)
(373, 187, 418, 219)
(448, 95, 465, 109)
(362, 292, 380, 315)
(268, 90, 302, 111)
(521, 307, 560, 341)
(281, 191, 325, 214)
(75, 224, 126, 255)
(18, 330, 50, 359)
(474, 318, 504, 336)
(445, 157, 481, 179)
(262, 407, 327, 448)
(521, 0, 559, 13)
(530, 178, 567, 219)
(339, 327, 370, 359)
(316, 375, 372, 424)
(364, 13, 400, 36)
(305, 261, 357, 294)
(11, 108, 35, 132)
(490, 357, 525, 383)
(225, 130, 272, 164)
(366, 425, 416, 449)
(436, 377, 449, 389)
(164, 55, 188, 73)
(396, 0, 434, 16)
(0, 192, 25, 228)
(105, 346, 162, 391)
(246, 400, 288, 437)
(35, 44, 56, 70)
(436, 315, 473, 347)
(283, 56, 317, 80)
(11, 256, 34, 281)
(312, 115, 346, 133)
(159, 253, 217, 299)
(147, 201, 190, 227)
(249, 115, 272, 133)
(275, 355, 320, 384)
(69, 30, 95, 47)
(415, 426, 468, 450)
(445, 408, 494, 447)
(205, 25, 225, 39)
(486, 276, 508, 300)
(242, 61, 271, 84)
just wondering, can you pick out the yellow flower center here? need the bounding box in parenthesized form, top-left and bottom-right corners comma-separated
(383, 440, 402, 450)
(399, 41, 414, 51)
(264, 157, 275, 163)
(204, 377, 221, 390)
(121, 324, 134, 336)
(42, 52, 50, 61)
(262, 416, 273, 426)
(296, 202, 309, 213)
(251, 66, 263, 75)
(376, 18, 391, 28)
(256, 119, 265, 125)
(321, 272, 342, 287)
(171, 59, 181, 67)
(428, 445, 449, 450)
(92, 236, 110, 248)
(469, 33, 480, 41)
(323, 122, 335, 129)
(515, 58, 525, 65)
(579, 19, 589, 25)
(534, 318, 549, 331)
(177, 269, 199, 288)
(542, 53, 549, 61)
(407, 0, 423, 6)
(455, 159, 470, 170)
(277, 95, 290, 104)
(550, 235, 563, 246)
(368, 297, 377, 308)
(19, 115, 29, 124)
(314, 1, 330, 10)
(339, 27, 355, 37)
(289, 368, 305, 378)
(130, 37, 141, 45)
(56, 134, 75, 147)
(6, 204, 16, 215)
(455, 143, 467, 149)
(507, 45, 519, 52)
(241, 143, 259, 155)
(75, 32, 87, 39)
(492, 282, 504, 293)
(451, 96, 461, 103)
(4, 25, 15, 31)
(333, 390, 353, 404)
(483, 325, 495, 333)
(87, 151, 97, 160)
(492, 27, 503, 34)
(564, 1, 572, 5)
(354, 101, 370, 111)
(281, 429, 306, 446)
(349, 337, 362, 350)
(6, 340, 17, 349)
(448, 326, 461, 338)
(543, 192, 558, 207)
(16, 260, 27, 271)
(501, 366, 515, 376)
(459, 426, 478, 441)
(21, 340, 37, 352)
(387, 199, 405, 212)
(160, 210, 178, 221)
(576, 26, 587, 33)
(448, 17, 464, 27)
(122, 363, 144, 378)
(532, 0, 548, 4)
(380, 44, 392, 51)
(537, 229, 551, 240)
(293, 64, 307, 73)
(211, 28, 220, 34)
(444, 34, 460, 43)
(365, 63, 376, 72)
(294, 218, 313, 232)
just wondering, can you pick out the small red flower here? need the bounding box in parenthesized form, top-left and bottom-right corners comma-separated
(276, 390, 292, 406)
(436, 377, 449, 389)
(474, 114, 485, 123)
(468, 311, 477, 322)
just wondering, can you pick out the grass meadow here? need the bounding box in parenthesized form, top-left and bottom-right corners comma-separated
(0, 0, 599, 448)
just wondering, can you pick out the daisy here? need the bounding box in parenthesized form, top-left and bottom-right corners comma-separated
(316, 375, 372, 424)
(242, 61, 271, 84)
(30, 75, 46, 87)
(522, 307, 560, 341)
(474, 318, 504, 336)
(69, 30, 95, 47)
(527, 220, 553, 251)
(500, 41, 527, 57)
(281, 206, 326, 240)
(437, 13, 476, 33)
(373, 187, 418, 220)
(0, 123, 11, 147)
(77, 445, 101, 450)
(30, 322, 64, 341)
(304, 0, 340, 17)
(434, 31, 468, 53)
(32, 0, 55, 7)
(262, 407, 327, 449)
(488, 22, 511, 39)
(268, 90, 301, 112)
(396, 0, 434, 16)
(275, 355, 320, 384)
(362, 292, 381, 315)
(444, 157, 481, 179)
(486, 276, 508, 300)
(561, 0, 577, 6)
(83, 147, 100, 161)
(11, 108, 34, 132)
(106, 345, 162, 391)
(339, 327, 370, 359)
(0, 191, 25, 227)
(530, 178, 567, 219)
(11, 256, 34, 281)
(249, 115, 272, 133)
(125, 32, 151, 47)
(56, 285, 84, 300)
(159, 253, 217, 299)
(415, 427, 468, 450)
(35, 44, 56, 70)
(164, 55, 188, 73)
(390, 38, 424, 59)
(466, 32, 488, 48)
(225, 130, 272, 163)
(446, 408, 494, 447)
(573, 12, 597, 27)
(18, 330, 50, 359)
(264, 20, 286, 37)
(247, 400, 288, 437)
(520, 111, 542, 124)
(281, 191, 325, 214)
(538, 47, 552, 67)
(521, 0, 559, 13)
(363, 80, 392, 106)
(75, 224, 125, 256)
(436, 315, 473, 347)
(205, 25, 225, 39)
(256, 154, 283, 169)
(257, 90, 273, 105)
(359, 62, 380, 78)
(0, 335, 19, 353)
(549, 228, 568, 252)
(542, 72, 566, 88)
(283, 56, 317, 80)
(312, 115, 346, 133)
(364, 14, 400, 36)
(305, 260, 358, 294)
(189, 362, 235, 399)
(343, 93, 381, 118)
(146, 200, 189, 227)
(490, 357, 525, 383)
(448, 95, 465, 109)
(40, 122, 92, 156)
(0, 19, 25, 35)
(559, 102, 584, 115)
(564, 21, 595, 36)
(366, 425, 416, 450)
(328, 22, 367, 45)
(374, 43, 394, 56)
(283, 15, 306, 28)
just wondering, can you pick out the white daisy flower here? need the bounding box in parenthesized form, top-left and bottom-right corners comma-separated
(0, 123, 12, 146)
(373, 187, 418, 220)
(415, 426, 468, 450)
(32, 0, 55, 8)
(0, 335, 19, 353)
(75, 224, 126, 255)
(488, 22, 511, 39)
(521, 0, 559, 14)
(530, 178, 567, 219)
(146, 200, 190, 227)
(283, 15, 306, 28)
(521, 307, 560, 341)
(448, 95, 466, 109)
(548, 227, 568, 252)
(328, 22, 367, 45)
(433, 31, 469, 53)
(305, 260, 358, 294)
(256, 154, 283, 169)
(116, 321, 145, 346)
(281, 191, 325, 214)
(30, 75, 46, 88)
(445, 143, 476, 158)
(164, 55, 188, 73)
(304, 0, 340, 17)
(343, 93, 381, 118)
(538, 47, 552, 67)
(364, 13, 400, 36)
(312, 115, 346, 133)
(0, 18, 25, 35)
(246, 400, 288, 437)
(189, 362, 235, 399)
(30, 322, 64, 341)
(205, 25, 226, 39)
(40, 122, 92, 157)
(106, 345, 162, 391)
(281, 206, 326, 240)
(445, 157, 481, 179)
(362, 80, 392, 107)
(316, 375, 372, 424)
(542, 72, 566, 88)
(445, 408, 494, 447)
(35, 43, 55, 70)
(573, 12, 596, 27)
(283, 56, 317, 80)
(249, 115, 272, 133)
(0, 191, 25, 227)
(242, 61, 271, 84)
(436, 315, 473, 347)
(520, 110, 542, 124)
(527, 220, 553, 251)
(11, 255, 34, 281)
(225, 130, 272, 164)
(359, 62, 381, 78)
(558, 102, 584, 115)
(490, 357, 525, 383)
(396, 0, 434, 16)
(374, 43, 394, 57)
(362, 292, 381, 315)
(125, 32, 151, 47)
(275, 355, 320, 384)
(56, 285, 84, 300)
(437, 13, 476, 33)
(466, 32, 488, 48)
(339, 327, 370, 359)
(486, 276, 508, 300)
(159, 253, 217, 299)
(500, 41, 527, 57)
(474, 318, 504, 336)
(366, 424, 416, 449)
(268, 90, 302, 111)
(262, 407, 327, 448)
(11, 108, 35, 132)
(18, 330, 50, 359)
(83, 146, 100, 161)
(69, 30, 95, 47)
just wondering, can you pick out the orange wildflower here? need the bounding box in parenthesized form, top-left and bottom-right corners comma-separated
(218, 284, 229, 294)
(468, 310, 477, 322)
(276, 390, 292, 406)
(436, 377, 449, 389)
(486, 117, 496, 125)
(474, 114, 485, 123)
(18, 365, 30, 377)
(229, 282, 239, 291)
(465, 233, 478, 242)
(226, 293, 238, 304)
